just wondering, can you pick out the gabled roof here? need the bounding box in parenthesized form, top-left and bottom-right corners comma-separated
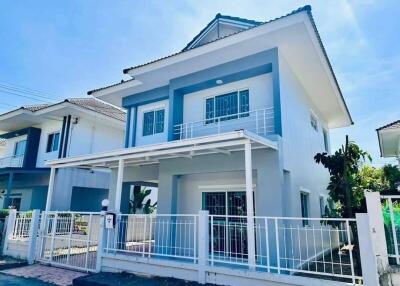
(182, 13, 263, 51)
(121, 6, 311, 74)
(377, 120, 400, 131)
(1, 98, 126, 122)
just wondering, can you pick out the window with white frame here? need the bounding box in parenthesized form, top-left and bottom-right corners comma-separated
(143, 109, 165, 136)
(300, 191, 310, 226)
(46, 132, 60, 153)
(205, 89, 249, 124)
(14, 140, 27, 156)
(310, 113, 318, 131)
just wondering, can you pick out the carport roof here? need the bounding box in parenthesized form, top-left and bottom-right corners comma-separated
(46, 130, 278, 169)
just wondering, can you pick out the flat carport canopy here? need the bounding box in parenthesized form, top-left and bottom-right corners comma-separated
(46, 130, 278, 169)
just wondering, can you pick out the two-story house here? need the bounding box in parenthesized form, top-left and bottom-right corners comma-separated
(0, 98, 125, 211)
(45, 6, 354, 279)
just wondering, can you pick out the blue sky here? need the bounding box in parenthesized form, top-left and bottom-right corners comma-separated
(0, 1, 399, 166)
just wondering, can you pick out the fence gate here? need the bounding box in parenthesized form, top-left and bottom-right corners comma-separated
(381, 195, 400, 265)
(36, 211, 101, 272)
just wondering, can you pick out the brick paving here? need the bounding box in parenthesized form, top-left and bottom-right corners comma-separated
(1, 264, 88, 286)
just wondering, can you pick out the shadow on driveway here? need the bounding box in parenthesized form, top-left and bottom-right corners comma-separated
(0, 273, 54, 286)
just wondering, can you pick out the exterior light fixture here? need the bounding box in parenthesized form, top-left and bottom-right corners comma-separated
(216, 79, 223, 85)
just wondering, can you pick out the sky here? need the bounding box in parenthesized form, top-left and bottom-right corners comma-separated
(0, 0, 399, 166)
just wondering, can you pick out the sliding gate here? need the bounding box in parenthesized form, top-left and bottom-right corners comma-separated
(36, 211, 101, 272)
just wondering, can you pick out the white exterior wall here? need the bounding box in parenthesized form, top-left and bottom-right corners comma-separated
(278, 53, 330, 218)
(183, 73, 273, 124)
(67, 117, 124, 157)
(135, 99, 169, 146)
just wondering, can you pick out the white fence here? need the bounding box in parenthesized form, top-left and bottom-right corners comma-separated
(174, 108, 274, 140)
(105, 214, 198, 262)
(103, 212, 361, 284)
(12, 212, 32, 240)
(37, 211, 101, 272)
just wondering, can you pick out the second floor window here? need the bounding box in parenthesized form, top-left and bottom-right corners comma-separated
(14, 140, 27, 156)
(46, 132, 60, 153)
(205, 89, 249, 124)
(310, 113, 318, 131)
(323, 129, 329, 152)
(143, 109, 165, 136)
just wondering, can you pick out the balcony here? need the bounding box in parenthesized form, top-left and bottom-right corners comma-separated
(0, 155, 24, 168)
(174, 107, 274, 140)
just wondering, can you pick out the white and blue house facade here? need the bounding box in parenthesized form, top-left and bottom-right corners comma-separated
(0, 98, 125, 211)
(45, 6, 355, 281)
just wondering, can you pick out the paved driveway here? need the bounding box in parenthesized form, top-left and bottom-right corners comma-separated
(1, 264, 88, 286)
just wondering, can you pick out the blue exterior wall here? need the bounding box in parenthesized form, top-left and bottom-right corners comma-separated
(122, 47, 282, 146)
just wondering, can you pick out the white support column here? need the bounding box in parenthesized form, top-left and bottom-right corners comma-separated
(45, 167, 56, 211)
(356, 213, 380, 286)
(114, 159, 125, 212)
(365, 192, 390, 271)
(244, 140, 256, 269)
(96, 211, 106, 272)
(3, 209, 16, 255)
(27, 209, 40, 264)
(198, 210, 209, 284)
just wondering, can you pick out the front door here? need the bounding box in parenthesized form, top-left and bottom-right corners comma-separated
(203, 191, 248, 259)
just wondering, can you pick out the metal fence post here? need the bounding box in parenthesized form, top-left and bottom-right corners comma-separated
(198, 210, 209, 284)
(27, 209, 40, 264)
(2, 209, 16, 255)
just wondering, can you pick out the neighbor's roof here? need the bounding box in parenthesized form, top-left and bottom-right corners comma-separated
(2, 98, 126, 122)
(377, 120, 400, 131)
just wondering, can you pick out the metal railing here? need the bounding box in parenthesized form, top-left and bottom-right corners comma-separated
(103, 213, 361, 284)
(209, 215, 361, 284)
(37, 211, 101, 272)
(105, 214, 198, 262)
(11, 212, 32, 240)
(381, 195, 400, 264)
(174, 108, 274, 140)
(0, 154, 24, 168)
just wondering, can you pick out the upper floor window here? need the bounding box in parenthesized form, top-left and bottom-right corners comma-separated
(310, 113, 318, 131)
(323, 128, 329, 152)
(205, 89, 249, 124)
(143, 109, 165, 136)
(300, 191, 310, 226)
(14, 140, 27, 156)
(46, 132, 60, 153)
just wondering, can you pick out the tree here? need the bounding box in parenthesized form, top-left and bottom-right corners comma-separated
(383, 164, 400, 190)
(129, 186, 157, 214)
(314, 135, 371, 218)
(355, 165, 388, 193)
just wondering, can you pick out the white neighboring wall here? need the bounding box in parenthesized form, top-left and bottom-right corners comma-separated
(279, 53, 330, 218)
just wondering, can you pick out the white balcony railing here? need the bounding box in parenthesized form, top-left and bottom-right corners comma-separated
(0, 154, 24, 168)
(174, 107, 274, 140)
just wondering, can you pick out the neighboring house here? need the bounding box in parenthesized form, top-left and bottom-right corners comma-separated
(49, 6, 352, 222)
(377, 120, 400, 165)
(0, 98, 125, 211)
